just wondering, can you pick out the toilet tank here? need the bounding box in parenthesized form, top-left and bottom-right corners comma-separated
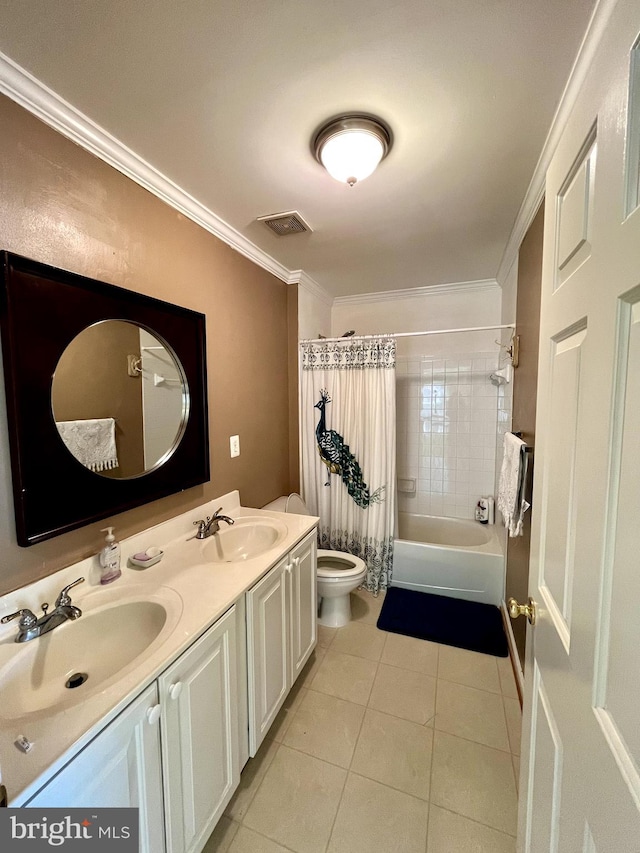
(261, 496, 288, 512)
(262, 493, 310, 515)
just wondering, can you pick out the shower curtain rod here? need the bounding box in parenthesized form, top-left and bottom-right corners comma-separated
(300, 323, 515, 345)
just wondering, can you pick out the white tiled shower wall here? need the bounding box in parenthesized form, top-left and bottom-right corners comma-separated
(495, 374, 513, 500)
(397, 351, 503, 520)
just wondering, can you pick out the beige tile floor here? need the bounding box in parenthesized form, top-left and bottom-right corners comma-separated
(204, 589, 522, 853)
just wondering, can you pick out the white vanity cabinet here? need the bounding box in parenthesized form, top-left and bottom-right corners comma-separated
(289, 531, 318, 683)
(246, 554, 289, 755)
(247, 530, 317, 755)
(24, 605, 239, 853)
(160, 604, 239, 853)
(25, 682, 165, 853)
(8, 506, 318, 852)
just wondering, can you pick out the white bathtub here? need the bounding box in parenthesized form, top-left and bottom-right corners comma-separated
(392, 513, 505, 606)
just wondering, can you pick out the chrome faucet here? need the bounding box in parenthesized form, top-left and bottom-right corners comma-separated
(1, 577, 84, 643)
(193, 507, 235, 539)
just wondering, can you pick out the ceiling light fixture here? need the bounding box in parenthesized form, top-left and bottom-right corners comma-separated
(313, 114, 392, 187)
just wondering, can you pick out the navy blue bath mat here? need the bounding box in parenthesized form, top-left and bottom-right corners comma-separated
(377, 586, 509, 657)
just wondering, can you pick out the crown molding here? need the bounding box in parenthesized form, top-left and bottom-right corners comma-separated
(288, 270, 334, 305)
(0, 50, 296, 284)
(496, 0, 618, 284)
(333, 278, 500, 306)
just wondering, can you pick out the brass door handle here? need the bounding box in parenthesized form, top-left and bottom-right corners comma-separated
(508, 596, 537, 626)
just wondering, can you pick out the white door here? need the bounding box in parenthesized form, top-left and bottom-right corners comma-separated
(160, 605, 239, 853)
(518, 2, 640, 850)
(289, 530, 317, 684)
(26, 684, 165, 853)
(246, 555, 289, 756)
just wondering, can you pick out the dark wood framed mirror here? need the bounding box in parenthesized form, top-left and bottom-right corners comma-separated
(1, 252, 209, 546)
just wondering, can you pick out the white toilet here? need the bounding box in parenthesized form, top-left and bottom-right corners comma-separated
(263, 493, 367, 627)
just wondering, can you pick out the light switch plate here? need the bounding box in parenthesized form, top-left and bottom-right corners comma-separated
(230, 435, 240, 458)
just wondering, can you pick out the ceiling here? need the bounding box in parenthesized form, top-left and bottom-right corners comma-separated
(0, 0, 596, 297)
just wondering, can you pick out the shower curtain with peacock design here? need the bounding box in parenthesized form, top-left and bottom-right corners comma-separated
(300, 337, 396, 594)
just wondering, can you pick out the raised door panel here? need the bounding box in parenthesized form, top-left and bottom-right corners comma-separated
(26, 683, 164, 853)
(289, 531, 317, 683)
(554, 133, 596, 289)
(247, 557, 289, 756)
(538, 324, 586, 649)
(160, 606, 239, 853)
(525, 664, 563, 853)
(593, 289, 640, 803)
(625, 39, 640, 215)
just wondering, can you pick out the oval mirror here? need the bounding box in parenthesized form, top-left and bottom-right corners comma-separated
(51, 320, 189, 478)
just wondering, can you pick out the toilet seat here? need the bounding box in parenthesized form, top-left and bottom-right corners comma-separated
(317, 549, 367, 579)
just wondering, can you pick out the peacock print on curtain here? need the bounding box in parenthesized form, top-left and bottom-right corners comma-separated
(301, 337, 396, 594)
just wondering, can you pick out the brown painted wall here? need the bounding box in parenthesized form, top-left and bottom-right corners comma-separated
(0, 95, 297, 595)
(287, 286, 300, 494)
(506, 201, 544, 669)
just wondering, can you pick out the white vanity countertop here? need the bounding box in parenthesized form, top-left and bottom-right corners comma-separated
(0, 491, 318, 805)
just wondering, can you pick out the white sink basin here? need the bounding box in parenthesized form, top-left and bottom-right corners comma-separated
(0, 587, 182, 720)
(200, 516, 287, 563)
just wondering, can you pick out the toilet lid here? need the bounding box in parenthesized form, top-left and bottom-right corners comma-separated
(317, 549, 367, 579)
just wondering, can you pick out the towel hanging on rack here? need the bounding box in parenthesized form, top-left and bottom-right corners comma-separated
(497, 433, 530, 536)
(56, 418, 119, 472)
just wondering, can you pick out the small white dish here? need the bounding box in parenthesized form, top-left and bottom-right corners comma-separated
(129, 547, 164, 569)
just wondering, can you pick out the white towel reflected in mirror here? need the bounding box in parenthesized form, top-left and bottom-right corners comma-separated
(55, 418, 119, 473)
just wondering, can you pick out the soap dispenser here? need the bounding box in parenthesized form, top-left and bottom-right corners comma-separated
(475, 498, 489, 524)
(99, 527, 122, 584)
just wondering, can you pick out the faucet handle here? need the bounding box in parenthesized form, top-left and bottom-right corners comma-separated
(56, 577, 85, 608)
(212, 507, 223, 517)
(1, 608, 37, 628)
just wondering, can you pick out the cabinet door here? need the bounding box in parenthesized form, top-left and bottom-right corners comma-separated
(160, 605, 239, 853)
(246, 557, 289, 756)
(289, 531, 318, 684)
(26, 683, 165, 853)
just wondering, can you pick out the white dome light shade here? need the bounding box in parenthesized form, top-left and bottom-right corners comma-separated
(320, 129, 384, 185)
(313, 115, 392, 186)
